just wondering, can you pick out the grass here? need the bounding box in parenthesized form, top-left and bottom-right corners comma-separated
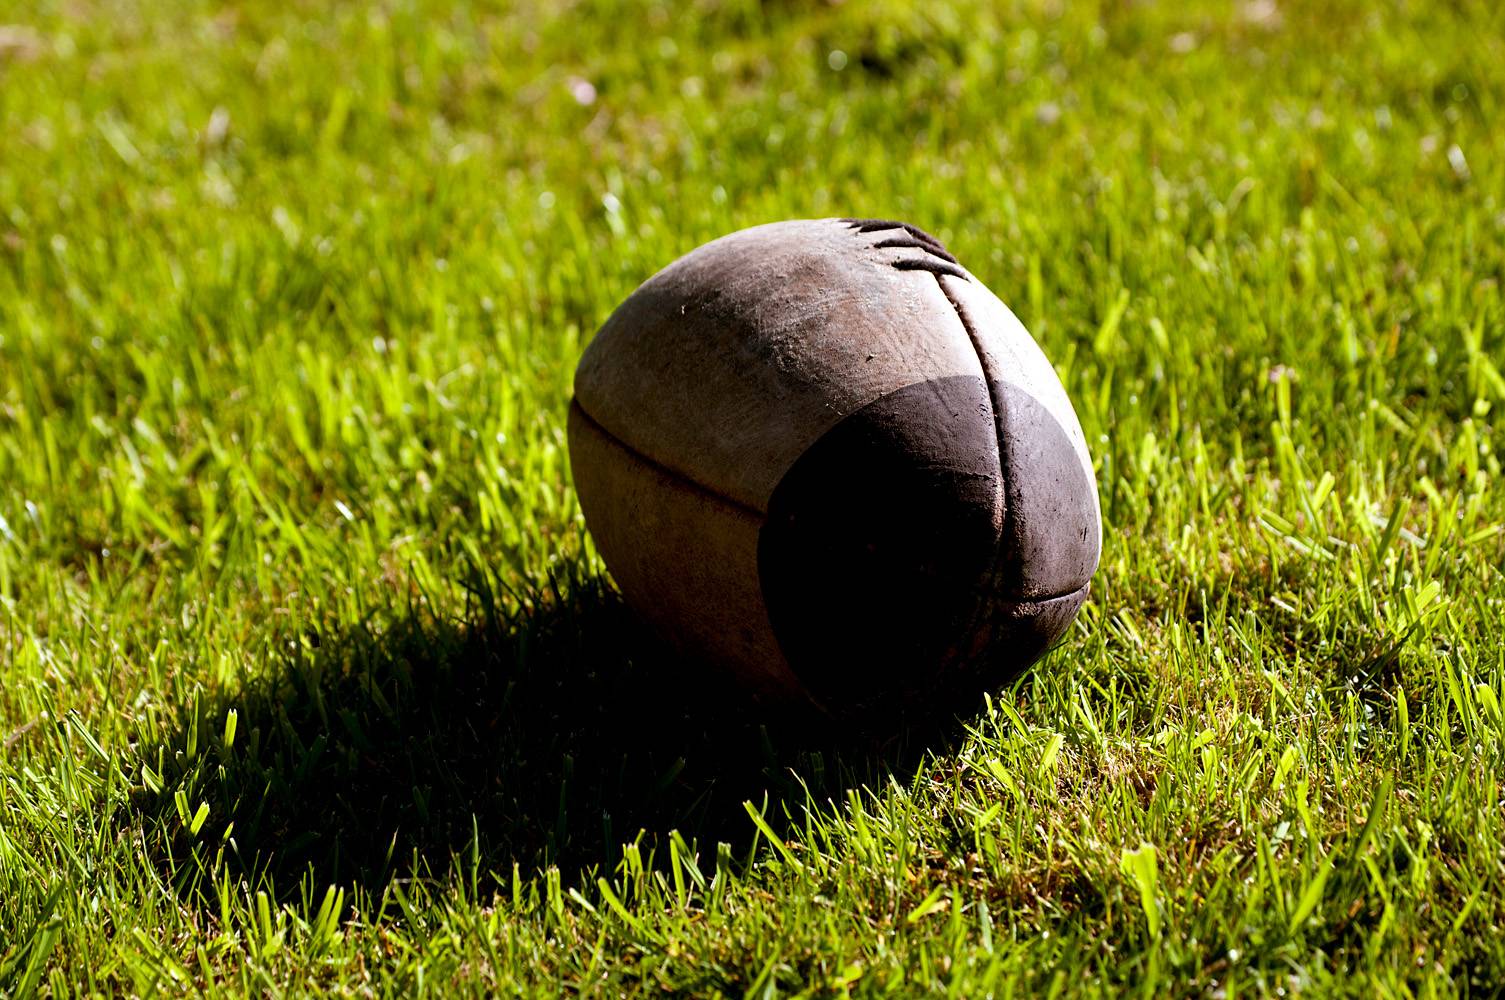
(2, 0, 1503, 993)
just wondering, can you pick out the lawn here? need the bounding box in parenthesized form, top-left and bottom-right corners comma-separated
(2, 0, 1503, 994)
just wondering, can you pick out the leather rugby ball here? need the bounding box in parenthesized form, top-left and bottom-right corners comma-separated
(568, 218, 1100, 722)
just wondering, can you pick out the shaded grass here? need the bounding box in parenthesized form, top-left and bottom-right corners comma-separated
(133, 565, 933, 898)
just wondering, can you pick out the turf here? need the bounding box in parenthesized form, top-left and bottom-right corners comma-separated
(2, 0, 1503, 994)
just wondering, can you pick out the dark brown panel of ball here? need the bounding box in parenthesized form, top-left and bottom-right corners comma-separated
(994, 383, 1103, 600)
(936, 270, 1102, 600)
(757, 375, 1004, 714)
(948, 584, 1092, 716)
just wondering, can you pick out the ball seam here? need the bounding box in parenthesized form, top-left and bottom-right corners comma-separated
(569, 399, 766, 521)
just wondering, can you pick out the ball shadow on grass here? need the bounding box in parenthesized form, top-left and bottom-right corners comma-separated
(135, 568, 945, 902)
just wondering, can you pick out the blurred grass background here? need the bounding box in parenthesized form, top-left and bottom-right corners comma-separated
(2, 0, 1503, 994)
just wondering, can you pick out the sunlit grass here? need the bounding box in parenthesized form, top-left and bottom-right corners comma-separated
(2, 0, 1503, 993)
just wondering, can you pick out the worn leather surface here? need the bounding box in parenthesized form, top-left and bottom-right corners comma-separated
(574, 219, 984, 513)
(569, 218, 1101, 718)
